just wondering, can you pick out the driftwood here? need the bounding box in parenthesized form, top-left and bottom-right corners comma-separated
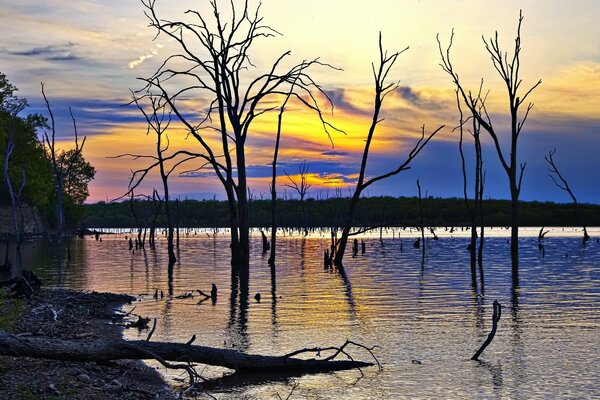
(0, 333, 376, 374)
(0, 270, 42, 298)
(471, 300, 501, 361)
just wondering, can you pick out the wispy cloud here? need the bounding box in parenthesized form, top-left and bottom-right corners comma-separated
(129, 43, 163, 69)
(3, 42, 80, 61)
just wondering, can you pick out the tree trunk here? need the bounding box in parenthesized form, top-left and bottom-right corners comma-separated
(236, 145, 250, 275)
(56, 179, 65, 238)
(333, 191, 361, 267)
(510, 183, 519, 270)
(0, 333, 371, 373)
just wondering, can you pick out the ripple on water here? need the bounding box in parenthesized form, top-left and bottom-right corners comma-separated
(18, 229, 600, 399)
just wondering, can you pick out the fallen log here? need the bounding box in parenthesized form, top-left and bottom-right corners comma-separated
(0, 333, 375, 374)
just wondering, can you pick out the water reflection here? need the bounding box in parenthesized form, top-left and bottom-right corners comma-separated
(227, 274, 250, 352)
(17, 228, 600, 399)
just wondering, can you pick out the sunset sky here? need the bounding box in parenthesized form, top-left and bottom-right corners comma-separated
(1, 0, 599, 204)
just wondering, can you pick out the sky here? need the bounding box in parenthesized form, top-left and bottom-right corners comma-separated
(1, 0, 599, 204)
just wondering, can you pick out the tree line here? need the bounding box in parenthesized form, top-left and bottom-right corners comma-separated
(81, 197, 600, 230)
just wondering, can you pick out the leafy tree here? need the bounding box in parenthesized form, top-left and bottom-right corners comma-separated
(0, 73, 95, 235)
(0, 73, 52, 210)
(62, 148, 95, 206)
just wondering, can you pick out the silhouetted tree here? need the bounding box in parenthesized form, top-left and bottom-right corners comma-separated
(124, 92, 199, 265)
(456, 91, 485, 283)
(284, 160, 312, 235)
(545, 149, 590, 244)
(438, 11, 541, 268)
(333, 34, 443, 266)
(140, 0, 341, 277)
(268, 82, 296, 268)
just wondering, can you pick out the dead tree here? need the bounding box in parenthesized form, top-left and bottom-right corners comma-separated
(283, 160, 312, 235)
(0, 333, 378, 378)
(545, 149, 590, 244)
(268, 81, 295, 268)
(438, 11, 541, 269)
(456, 91, 485, 284)
(333, 34, 443, 266)
(147, 189, 163, 249)
(416, 180, 425, 259)
(41, 84, 87, 239)
(140, 0, 341, 277)
(112, 93, 205, 259)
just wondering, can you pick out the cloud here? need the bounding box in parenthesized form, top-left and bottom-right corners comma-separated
(179, 171, 215, 178)
(321, 150, 349, 157)
(391, 86, 445, 111)
(4, 42, 80, 61)
(324, 88, 371, 116)
(129, 43, 163, 69)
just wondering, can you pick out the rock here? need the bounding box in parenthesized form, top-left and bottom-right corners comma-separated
(105, 379, 123, 393)
(77, 373, 91, 383)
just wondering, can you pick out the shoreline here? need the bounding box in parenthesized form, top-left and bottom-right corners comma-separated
(0, 288, 178, 399)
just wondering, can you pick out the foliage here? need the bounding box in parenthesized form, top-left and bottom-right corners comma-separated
(0, 72, 95, 229)
(61, 148, 96, 206)
(0, 73, 53, 209)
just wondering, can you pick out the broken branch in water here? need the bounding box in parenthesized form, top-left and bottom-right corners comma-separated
(283, 339, 382, 376)
(471, 300, 502, 361)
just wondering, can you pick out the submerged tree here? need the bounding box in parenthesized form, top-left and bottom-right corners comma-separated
(140, 0, 340, 277)
(456, 91, 485, 284)
(333, 34, 443, 267)
(284, 160, 312, 235)
(116, 92, 201, 265)
(545, 149, 590, 244)
(438, 11, 541, 268)
(268, 82, 296, 268)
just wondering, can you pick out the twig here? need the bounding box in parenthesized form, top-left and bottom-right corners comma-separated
(146, 318, 157, 342)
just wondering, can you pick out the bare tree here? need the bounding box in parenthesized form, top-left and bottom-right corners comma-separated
(332, 34, 444, 267)
(268, 82, 296, 268)
(283, 160, 312, 235)
(140, 0, 341, 277)
(112, 91, 205, 263)
(438, 11, 541, 268)
(545, 149, 590, 244)
(41, 84, 87, 239)
(129, 93, 189, 265)
(456, 91, 485, 284)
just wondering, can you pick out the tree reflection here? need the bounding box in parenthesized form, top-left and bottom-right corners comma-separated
(227, 273, 250, 352)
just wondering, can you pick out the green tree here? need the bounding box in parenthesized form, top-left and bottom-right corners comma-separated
(1, 73, 53, 208)
(1, 73, 95, 235)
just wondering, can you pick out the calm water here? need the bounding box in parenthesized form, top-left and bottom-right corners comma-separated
(13, 227, 600, 399)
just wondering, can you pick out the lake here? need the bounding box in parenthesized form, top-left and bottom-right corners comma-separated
(14, 227, 600, 399)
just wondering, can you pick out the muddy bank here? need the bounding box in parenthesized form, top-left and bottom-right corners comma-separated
(0, 289, 177, 399)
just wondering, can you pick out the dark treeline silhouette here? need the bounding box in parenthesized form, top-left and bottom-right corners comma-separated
(82, 197, 600, 230)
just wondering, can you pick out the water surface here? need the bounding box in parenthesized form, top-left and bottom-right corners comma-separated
(17, 227, 600, 399)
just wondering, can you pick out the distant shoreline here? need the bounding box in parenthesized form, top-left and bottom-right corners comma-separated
(81, 196, 600, 229)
